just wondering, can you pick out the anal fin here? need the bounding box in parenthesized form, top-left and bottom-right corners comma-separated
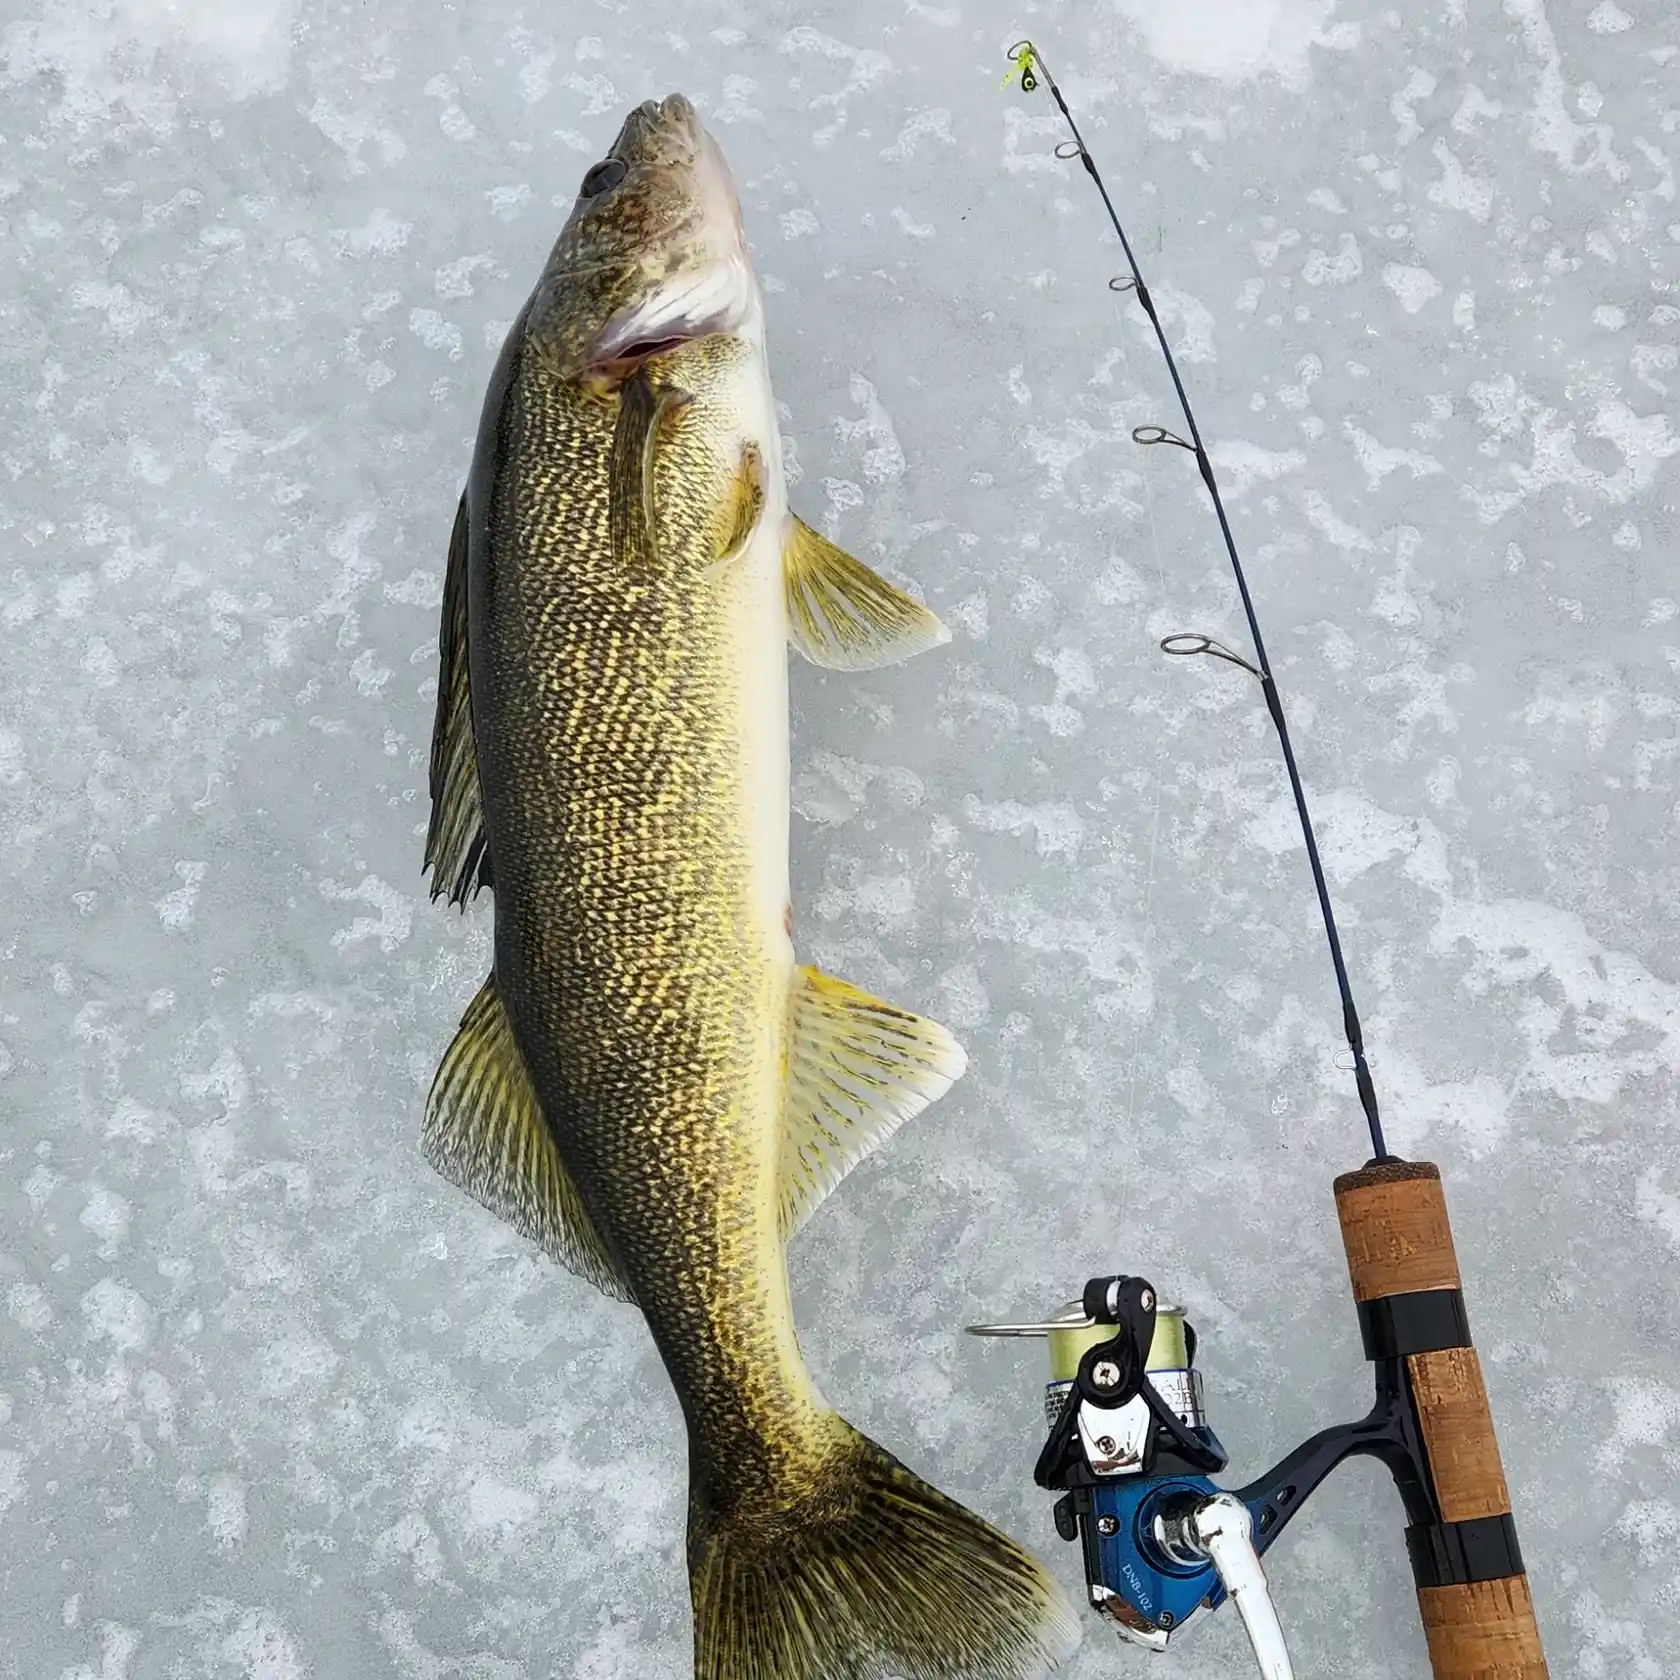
(779, 966, 967, 1243)
(783, 515, 951, 671)
(424, 494, 492, 907)
(424, 976, 634, 1303)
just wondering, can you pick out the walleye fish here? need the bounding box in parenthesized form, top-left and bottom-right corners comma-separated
(421, 93, 1078, 1680)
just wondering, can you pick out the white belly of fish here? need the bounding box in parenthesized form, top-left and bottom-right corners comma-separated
(719, 311, 795, 981)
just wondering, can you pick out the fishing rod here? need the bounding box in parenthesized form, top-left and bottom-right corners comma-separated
(969, 42, 1548, 1680)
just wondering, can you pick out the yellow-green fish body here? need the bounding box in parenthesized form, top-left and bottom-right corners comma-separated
(423, 93, 1078, 1680)
(477, 326, 814, 1468)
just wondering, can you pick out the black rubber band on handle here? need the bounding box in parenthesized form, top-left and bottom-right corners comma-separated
(1407, 1514, 1525, 1588)
(1358, 1289, 1473, 1361)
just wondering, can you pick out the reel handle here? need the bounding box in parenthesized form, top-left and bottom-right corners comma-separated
(1334, 1160, 1548, 1680)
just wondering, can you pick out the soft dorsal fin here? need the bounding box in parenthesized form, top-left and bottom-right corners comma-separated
(423, 975, 634, 1303)
(779, 966, 967, 1242)
(782, 516, 952, 670)
(423, 495, 492, 906)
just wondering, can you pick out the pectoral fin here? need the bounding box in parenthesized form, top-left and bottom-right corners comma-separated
(782, 515, 951, 670)
(778, 965, 967, 1242)
(424, 976, 634, 1303)
(609, 366, 691, 565)
(706, 440, 766, 574)
(423, 494, 491, 907)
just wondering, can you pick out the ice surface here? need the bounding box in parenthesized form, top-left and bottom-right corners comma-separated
(2, 0, 1677, 1675)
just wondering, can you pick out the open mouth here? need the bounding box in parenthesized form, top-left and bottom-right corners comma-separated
(584, 323, 726, 382)
(607, 331, 698, 364)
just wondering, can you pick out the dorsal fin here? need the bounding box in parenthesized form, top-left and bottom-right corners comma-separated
(423, 494, 491, 907)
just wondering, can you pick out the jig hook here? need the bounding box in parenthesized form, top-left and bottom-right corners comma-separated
(1002, 40, 1039, 94)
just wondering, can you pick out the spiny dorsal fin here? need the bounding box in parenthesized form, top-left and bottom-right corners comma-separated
(423, 494, 491, 907)
(779, 966, 967, 1242)
(782, 516, 951, 670)
(423, 976, 634, 1303)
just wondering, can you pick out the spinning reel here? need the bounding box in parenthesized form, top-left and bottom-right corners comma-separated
(969, 1163, 1541, 1680)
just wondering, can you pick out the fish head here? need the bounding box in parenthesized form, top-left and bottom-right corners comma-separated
(534, 94, 757, 381)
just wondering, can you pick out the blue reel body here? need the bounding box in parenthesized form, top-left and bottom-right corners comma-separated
(1087, 1472, 1227, 1629)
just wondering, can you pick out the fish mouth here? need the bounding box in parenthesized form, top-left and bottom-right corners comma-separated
(611, 93, 705, 164)
(568, 94, 756, 378)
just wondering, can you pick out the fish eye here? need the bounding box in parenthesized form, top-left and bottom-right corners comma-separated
(580, 158, 628, 198)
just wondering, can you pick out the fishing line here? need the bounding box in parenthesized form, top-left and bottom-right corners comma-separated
(1005, 41, 1390, 1164)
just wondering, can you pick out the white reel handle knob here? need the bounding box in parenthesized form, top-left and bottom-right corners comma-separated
(1191, 1493, 1293, 1680)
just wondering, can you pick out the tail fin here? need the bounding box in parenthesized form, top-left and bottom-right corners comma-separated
(689, 1421, 1080, 1680)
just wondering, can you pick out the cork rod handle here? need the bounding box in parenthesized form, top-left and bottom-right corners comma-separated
(1333, 1160, 1548, 1680)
